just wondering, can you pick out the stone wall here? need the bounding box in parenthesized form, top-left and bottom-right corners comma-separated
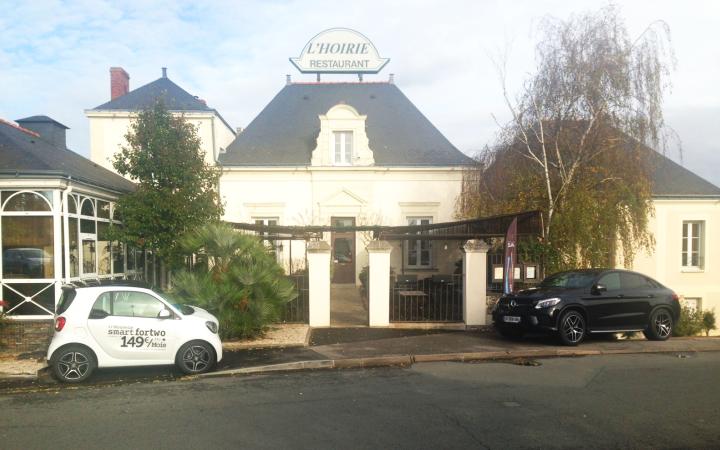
(0, 320, 53, 353)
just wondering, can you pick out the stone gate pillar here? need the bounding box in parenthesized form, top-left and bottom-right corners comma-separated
(463, 239, 490, 326)
(367, 240, 393, 327)
(307, 241, 331, 327)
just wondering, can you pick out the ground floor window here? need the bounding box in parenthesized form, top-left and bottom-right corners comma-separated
(406, 217, 432, 268)
(1, 216, 54, 279)
(254, 217, 279, 258)
(681, 297, 702, 312)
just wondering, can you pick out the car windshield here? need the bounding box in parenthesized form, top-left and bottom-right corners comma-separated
(540, 271, 597, 289)
(173, 304, 195, 315)
(154, 291, 195, 315)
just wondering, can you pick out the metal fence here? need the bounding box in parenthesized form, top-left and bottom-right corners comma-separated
(390, 273, 463, 322)
(281, 273, 309, 323)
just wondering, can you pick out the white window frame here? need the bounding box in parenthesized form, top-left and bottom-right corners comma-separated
(405, 217, 433, 269)
(681, 297, 702, 312)
(253, 217, 281, 261)
(681, 220, 705, 271)
(0, 190, 57, 318)
(332, 131, 353, 166)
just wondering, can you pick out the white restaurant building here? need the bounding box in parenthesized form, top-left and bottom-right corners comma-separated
(1, 29, 718, 343)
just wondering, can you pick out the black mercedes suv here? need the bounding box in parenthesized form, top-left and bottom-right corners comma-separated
(492, 269, 681, 346)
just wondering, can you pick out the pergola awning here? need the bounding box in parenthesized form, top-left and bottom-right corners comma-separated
(228, 210, 543, 241)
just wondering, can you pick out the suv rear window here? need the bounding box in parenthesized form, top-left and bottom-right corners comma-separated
(56, 287, 77, 315)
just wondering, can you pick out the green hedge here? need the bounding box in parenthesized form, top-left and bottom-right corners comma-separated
(674, 306, 716, 337)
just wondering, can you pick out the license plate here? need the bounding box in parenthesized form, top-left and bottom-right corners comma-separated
(503, 316, 521, 324)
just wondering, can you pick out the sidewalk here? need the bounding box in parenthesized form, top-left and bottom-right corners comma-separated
(3, 327, 720, 383)
(204, 328, 720, 378)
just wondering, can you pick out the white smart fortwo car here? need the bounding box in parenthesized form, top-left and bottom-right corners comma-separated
(47, 282, 222, 383)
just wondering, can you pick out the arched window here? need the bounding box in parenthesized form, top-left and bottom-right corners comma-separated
(78, 197, 97, 275)
(80, 198, 95, 217)
(2, 191, 52, 212)
(66, 195, 77, 214)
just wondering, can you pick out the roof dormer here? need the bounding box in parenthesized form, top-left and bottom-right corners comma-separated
(311, 103, 374, 167)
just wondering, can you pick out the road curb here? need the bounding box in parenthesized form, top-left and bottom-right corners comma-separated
(333, 355, 414, 369)
(2, 341, 719, 383)
(197, 347, 719, 380)
(201, 355, 415, 379)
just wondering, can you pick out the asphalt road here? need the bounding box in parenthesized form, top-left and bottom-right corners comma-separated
(1, 352, 719, 449)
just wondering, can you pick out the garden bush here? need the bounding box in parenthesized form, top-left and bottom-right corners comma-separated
(701, 309, 716, 337)
(673, 306, 704, 337)
(171, 223, 296, 340)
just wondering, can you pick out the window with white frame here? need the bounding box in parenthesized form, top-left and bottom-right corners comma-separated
(254, 217, 279, 259)
(682, 221, 705, 269)
(406, 217, 432, 268)
(333, 131, 353, 165)
(1, 190, 56, 317)
(681, 297, 702, 312)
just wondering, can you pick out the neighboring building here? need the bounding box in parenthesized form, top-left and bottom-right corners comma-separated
(86, 67, 235, 171)
(629, 152, 720, 334)
(0, 116, 137, 322)
(218, 80, 475, 284)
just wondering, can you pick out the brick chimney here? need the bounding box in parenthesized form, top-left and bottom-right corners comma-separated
(110, 67, 130, 100)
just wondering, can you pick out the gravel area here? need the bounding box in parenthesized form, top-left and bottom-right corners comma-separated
(222, 324, 309, 350)
(0, 352, 46, 376)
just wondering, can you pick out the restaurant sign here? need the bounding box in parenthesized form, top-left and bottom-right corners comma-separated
(290, 28, 390, 74)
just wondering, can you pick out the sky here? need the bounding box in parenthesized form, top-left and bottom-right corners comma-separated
(1, 0, 719, 186)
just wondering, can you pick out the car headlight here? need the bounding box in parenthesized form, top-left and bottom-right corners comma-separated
(205, 321, 218, 334)
(535, 298, 561, 309)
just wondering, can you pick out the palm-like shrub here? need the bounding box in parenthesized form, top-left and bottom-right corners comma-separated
(171, 223, 296, 339)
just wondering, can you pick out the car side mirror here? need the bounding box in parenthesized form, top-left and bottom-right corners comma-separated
(158, 309, 172, 320)
(592, 284, 607, 295)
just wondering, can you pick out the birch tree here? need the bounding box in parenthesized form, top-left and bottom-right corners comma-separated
(458, 6, 676, 270)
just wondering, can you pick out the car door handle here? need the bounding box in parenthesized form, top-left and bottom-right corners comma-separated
(616, 294, 625, 299)
(646, 294, 655, 298)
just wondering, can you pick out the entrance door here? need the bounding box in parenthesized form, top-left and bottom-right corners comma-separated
(331, 217, 355, 284)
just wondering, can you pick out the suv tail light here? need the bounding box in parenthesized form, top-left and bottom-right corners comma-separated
(671, 293, 680, 302)
(55, 316, 66, 332)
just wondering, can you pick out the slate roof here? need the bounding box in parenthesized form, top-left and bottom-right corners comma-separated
(649, 150, 720, 198)
(15, 115, 69, 129)
(219, 82, 474, 167)
(92, 76, 213, 112)
(0, 119, 135, 193)
(90, 75, 234, 133)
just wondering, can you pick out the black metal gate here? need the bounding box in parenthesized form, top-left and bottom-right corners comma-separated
(281, 272, 309, 323)
(390, 273, 463, 322)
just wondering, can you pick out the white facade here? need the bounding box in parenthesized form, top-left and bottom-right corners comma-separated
(630, 198, 720, 334)
(86, 110, 235, 171)
(220, 165, 465, 284)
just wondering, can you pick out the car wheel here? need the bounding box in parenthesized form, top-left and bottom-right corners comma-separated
(558, 310, 586, 346)
(176, 341, 216, 375)
(51, 345, 96, 383)
(496, 326, 525, 339)
(643, 309, 673, 341)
